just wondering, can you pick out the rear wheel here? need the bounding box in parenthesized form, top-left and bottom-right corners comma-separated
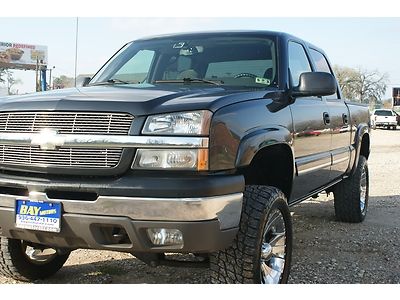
(210, 186, 292, 284)
(333, 155, 369, 223)
(0, 237, 70, 281)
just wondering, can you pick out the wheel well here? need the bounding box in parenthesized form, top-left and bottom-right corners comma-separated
(238, 144, 294, 199)
(360, 133, 370, 159)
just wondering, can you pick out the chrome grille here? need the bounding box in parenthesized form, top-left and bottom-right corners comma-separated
(0, 112, 133, 135)
(0, 112, 133, 169)
(0, 145, 122, 168)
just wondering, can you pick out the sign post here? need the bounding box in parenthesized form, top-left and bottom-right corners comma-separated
(393, 88, 400, 108)
(41, 67, 47, 92)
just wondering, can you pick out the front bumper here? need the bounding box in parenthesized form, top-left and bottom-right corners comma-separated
(0, 173, 244, 253)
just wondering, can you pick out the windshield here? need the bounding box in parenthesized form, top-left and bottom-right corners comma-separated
(375, 110, 393, 116)
(90, 35, 278, 89)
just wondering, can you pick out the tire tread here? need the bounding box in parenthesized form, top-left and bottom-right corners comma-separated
(0, 237, 69, 282)
(210, 185, 292, 284)
(334, 155, 368, 223)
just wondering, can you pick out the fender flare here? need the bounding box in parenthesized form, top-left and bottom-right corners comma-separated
(349, 123, 370, 175)
(235, 126, 294, 169)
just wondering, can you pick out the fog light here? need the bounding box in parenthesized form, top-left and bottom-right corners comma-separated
(147, 228, 183, 246)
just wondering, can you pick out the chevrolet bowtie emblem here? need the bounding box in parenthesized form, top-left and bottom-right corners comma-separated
(31, 129, 65, 150)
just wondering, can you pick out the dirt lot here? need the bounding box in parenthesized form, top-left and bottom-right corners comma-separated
(1, 128, 399, 284)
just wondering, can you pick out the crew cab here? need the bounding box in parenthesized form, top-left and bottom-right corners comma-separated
(0, 31, 370, 284)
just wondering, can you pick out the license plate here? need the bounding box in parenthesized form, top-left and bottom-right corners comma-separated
(15, 199, 61, 233)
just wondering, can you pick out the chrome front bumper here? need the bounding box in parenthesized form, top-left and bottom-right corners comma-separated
(0, 191, 243, 230)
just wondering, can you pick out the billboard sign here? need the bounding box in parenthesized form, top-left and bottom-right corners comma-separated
(393, 88, 400, 107)
(0, 41, 48, 70)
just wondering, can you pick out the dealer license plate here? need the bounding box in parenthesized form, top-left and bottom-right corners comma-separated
(15, 200, 61, 233)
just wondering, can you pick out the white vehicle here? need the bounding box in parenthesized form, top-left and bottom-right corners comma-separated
(371, 109, 397, 130)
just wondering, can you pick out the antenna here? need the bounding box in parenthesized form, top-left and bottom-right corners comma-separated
(74, 17, 79, 87)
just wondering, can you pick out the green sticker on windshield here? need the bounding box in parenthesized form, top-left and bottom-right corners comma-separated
(255, 77, 271, 85)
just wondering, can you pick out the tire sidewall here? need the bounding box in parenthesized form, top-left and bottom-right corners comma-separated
(253, 196, 293, 284)
(1, 238, 70, 281)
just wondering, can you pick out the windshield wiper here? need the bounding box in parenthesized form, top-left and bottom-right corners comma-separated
(154, 78, 223, 86)
(90, 78, 132, 86)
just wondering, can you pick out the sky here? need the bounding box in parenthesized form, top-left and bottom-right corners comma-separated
(1, 17, 399, 99)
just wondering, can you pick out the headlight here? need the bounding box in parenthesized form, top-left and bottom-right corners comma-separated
(142, 110, 212, 136)
(132, 149, 208, 171)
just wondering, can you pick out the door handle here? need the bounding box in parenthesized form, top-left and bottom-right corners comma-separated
(342, 113, 348, 125)
(323, 112, 330, 125)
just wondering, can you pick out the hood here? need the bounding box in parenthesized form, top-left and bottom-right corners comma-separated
(0, 85, 275, 116)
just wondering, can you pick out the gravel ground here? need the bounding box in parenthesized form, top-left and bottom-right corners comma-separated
(1, 128, 399, 284)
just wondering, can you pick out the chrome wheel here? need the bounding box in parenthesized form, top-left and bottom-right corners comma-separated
(260, 208, 286, 284)
(22, 242, 58, 265)
(360, 164, 368, 215)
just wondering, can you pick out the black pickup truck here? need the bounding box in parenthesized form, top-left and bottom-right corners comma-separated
(0, 31, 370, 284)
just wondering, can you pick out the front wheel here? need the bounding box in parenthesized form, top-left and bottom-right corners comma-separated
(0, 237, 70, 281)
(210, 186, 292, 284)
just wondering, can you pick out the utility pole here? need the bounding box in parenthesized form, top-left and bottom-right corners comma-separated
(7, 71, 10, 95)
(74, 17, 79, 87)
(49, 66, 55, 90)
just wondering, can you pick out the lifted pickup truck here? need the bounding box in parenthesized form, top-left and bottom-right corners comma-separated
(0, 31, 370, 284)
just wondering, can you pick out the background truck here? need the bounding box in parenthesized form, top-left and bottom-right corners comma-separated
(0, 31, 370, 284)
(371, 109, 398, 130)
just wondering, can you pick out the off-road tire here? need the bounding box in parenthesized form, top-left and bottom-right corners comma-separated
(0, 237, 70, 281)
(210, 185, 292, 284)
(333, 155, 369, 223)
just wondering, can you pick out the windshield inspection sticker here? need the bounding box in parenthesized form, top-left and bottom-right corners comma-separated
(255, 77, 271, 85)
(173, 42, 186, 49)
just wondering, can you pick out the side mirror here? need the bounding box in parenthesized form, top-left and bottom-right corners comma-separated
(77, 76, 92, 87)
(291, 72, 337, 98)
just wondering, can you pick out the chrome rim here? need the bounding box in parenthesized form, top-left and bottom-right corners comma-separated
(260, 209, 286, 284)
(360, 165, 368, 214)
(22, 242, 58, 265)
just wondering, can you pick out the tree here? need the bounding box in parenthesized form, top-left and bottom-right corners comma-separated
(53, 75, 74, 89)
(334, 66, 388, 107)
(0, 69, 22, 95)
(382, 99, 392, 109)
(0, 68, 6, 84)
(5, 70, 22, 95)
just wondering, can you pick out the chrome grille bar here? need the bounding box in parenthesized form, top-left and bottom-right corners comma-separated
(0, 112, 133, 135)
(0, 132, 209, 149)
(0, 145, 122, 168)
